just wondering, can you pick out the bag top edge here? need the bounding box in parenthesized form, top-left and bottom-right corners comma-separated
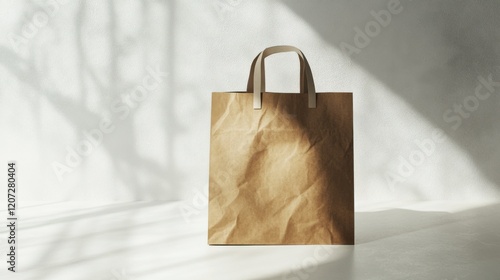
(211, 91, 353, 94)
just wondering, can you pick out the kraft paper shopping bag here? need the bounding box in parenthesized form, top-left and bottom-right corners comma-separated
(208, 46, 354, 245)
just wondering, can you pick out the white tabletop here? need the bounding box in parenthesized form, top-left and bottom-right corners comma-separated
(2, 200, 499, 280)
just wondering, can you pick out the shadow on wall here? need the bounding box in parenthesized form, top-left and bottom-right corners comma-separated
(282, 0, 500, 194)
(4, 0, 500, 200)
(0, 1, 184, 199)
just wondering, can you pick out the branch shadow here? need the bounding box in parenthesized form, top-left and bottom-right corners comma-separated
(0, 1, 182, 278)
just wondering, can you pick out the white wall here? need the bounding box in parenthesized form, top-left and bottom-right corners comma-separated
(1, 0, 499, 202)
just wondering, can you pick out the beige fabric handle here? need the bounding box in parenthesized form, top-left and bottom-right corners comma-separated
(246, 53, 309, 93)
(250, 46, 317, 110)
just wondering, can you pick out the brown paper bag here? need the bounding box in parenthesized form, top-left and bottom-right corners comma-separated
(208, 46, 354, 245)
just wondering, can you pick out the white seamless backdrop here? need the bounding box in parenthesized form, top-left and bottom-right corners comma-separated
(1, 0, 499, 203)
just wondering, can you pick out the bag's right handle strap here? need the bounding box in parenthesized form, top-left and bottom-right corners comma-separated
(247, 46, 317, 110)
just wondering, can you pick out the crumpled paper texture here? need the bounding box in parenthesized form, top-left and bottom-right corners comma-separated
(208, 91, 354, 245)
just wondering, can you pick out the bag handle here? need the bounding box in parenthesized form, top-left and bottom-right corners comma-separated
(246, 53, 309, 94)
(247, 46, 317, 110)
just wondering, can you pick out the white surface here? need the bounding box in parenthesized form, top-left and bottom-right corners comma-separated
(0, 201, 499, 280)
(0, 1, 500, 202)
